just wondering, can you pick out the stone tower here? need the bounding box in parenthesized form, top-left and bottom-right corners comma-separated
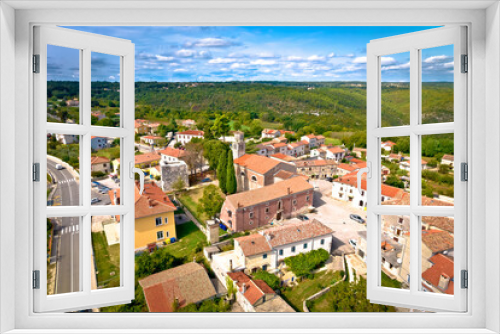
(232, 131, 246, 159)
(206, 219, 220, 244)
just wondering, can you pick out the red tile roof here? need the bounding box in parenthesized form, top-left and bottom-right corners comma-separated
(133, 152, 161, 165)
(421, 230, 454, 253)
(139, 262, 216, 312)
(142, 136, 163, 140)
(158, 147, 189, 158)
(422, 254, 454, 294)
(261, 219, 333, 248)
(328, 146, 345, 154)
(234, 154, 282, 175)
(225, 176, 313, 208)
(227, 272, 275, 306)
(235, 234, 272, 257)
(177, 130, 204, 136)
(335, 173, 404, 199)
(91, 156, 110, 165)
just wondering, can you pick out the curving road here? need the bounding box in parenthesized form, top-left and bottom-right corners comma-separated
(47, 159, 80, 294)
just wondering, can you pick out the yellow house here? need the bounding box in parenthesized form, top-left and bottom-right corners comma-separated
(109, 182, 177, 250)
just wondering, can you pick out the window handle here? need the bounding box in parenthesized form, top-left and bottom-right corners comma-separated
(130, 162, 145, 195)
(357, 161, 372, 195)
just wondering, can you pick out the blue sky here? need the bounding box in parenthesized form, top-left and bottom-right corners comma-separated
(48, 26, 454, 82)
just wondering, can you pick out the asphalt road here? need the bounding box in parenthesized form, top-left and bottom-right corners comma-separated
(47, 159, 80, 294)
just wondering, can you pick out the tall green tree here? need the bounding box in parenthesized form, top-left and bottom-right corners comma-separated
(198, 185, 224, 219)
(217, 152, 227, 193)
(211, 115, 230, 138)
(226, 150, 237, 194)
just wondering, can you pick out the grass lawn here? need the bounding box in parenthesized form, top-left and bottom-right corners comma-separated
(261, 121, 283, 130)
(91, 145, 121, 161)
(178, 186, 225, 227)
(281, 271, 340, 312)
(381, 271, 402, 289)
(325, 137, 342, 145)
(92, 231, 121, 289)
(161, 221, 206, 261)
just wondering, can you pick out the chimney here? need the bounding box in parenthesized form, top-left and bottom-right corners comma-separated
(287, 187, 291, 195)
(229, 259, 233, 271)
(148, 199, 153, 208)
(242, 282, 247, 294)
(438, 274, 450, 291)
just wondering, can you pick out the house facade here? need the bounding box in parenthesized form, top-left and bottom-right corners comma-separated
(219, 176, 313, 232)
(294, 159, 338, 179)
(325, 146, 347, 161)
(91, 156, 110, 174)
(301, 134, 325, 149)
(90, 136, 110, 151)
(232, 219, 333, 273)
(233, 154, 297, 192)
(175, 130, 204, 145)
(109, 183, 177, 250)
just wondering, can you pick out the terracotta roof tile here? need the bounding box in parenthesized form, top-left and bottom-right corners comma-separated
(235, 234, 272, 257)
(226, 177, 313, 208)
(422, 254, 454, 294)
(234, 154, 282, 175)
(91, 156, 110, 165)
(261, 219, 333, 248)
(177, 130, 204, 136)
(421, 230, 454, 253)
(140, 262, 216, 312)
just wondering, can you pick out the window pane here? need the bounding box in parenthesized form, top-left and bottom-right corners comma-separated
(381, 215, 410, 290)
(47, 216, 81, 295)
(47, 45, 80, 124)
(91, 52, 121, 127)
(381, 52, 410, 127)
(91, 136, 120, 206)
(421, 134, 454, 206)
(380, 136, 410, 205)
(421, 216, 454, 295)
(47, 133, 80, 207)
(92, 215, 121, 290)
(421, 45, 454, 124)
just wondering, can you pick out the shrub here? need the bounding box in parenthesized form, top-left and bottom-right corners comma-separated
(284, 249, 330, 278)
(91, 171, 106, 178)
(253, 270, 280, 290)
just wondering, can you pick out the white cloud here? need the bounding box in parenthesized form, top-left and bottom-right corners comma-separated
(307, 55, 326, 62)
(230, 63, 247, 69)
(174, 68, 188, 72)
(209, 58, 238, 64)
(352, 56, 395, 65)
(443, 61, 454, 68)
(108, 75, 115, 80)
(155, 55, 174, 62)
(175, 49, 195, 57)
(197, 51, 212, 58)
(250, 59, 276, 66)
(382, 62, 410, 70)
(424, 55, 451, 63)
(286, 56, 303, 61)
(193, 38, 235, 47)
(328, 52, 335, 58)
(345, 53, 355, 57)
(352, 56, 367, 64)
(257, 52, 277, 58)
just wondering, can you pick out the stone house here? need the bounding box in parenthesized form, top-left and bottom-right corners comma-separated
(219, 176, 313, 232)
(233, 154, 297, 192)
(91, 156, 110, 174)
(295, 159, 338, 179)
(160, 159, 190, 192)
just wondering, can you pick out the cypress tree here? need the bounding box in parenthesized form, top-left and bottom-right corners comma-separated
(217, 151, 227, 194)
(226, 150, 237, 194)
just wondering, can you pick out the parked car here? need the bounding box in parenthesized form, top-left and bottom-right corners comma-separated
(297, 214, 310, 221)
(349, 239, 357, 248)
(91, 198, 101, 204)
(201, 177, 211, 183)
(55, 164, 63, 170)
(349, 214, 365, 224)
(99, 187, 110, 194)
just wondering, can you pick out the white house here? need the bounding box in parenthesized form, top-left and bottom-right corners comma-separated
(325, 146, 346, 162)
(332, 173, 404, 208)
(261, 129, 280, 139)
(301, 134, 325, 149)
(232, 219, 333, 273)
(381, 140, 397, 152)
(90, 136, 110, 151)
(55, 133, 77, 145)
(175, 130, 204, 145)
(399, 159, 428, 171)
(158, 147, 189, 163)
(441, 155, 454, 167)
(286, 141, 307, 157)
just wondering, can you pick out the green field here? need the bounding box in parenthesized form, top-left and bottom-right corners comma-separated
(92, 231, 121, 289)
(161, 221, 206, 260)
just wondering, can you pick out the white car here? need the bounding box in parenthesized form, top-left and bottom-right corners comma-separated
(349, 239, 357, 248)
(55, 164, 63, 170)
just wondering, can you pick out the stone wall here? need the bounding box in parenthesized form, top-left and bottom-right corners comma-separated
(160, 161, 189, 192)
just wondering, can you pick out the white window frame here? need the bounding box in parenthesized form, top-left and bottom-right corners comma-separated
(0, 2, 497, 334)
(365, 26, 467, 312)
(155, 217, 162, 226)
(32, 26, 136, 313)
(156, 231, 164, 240)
